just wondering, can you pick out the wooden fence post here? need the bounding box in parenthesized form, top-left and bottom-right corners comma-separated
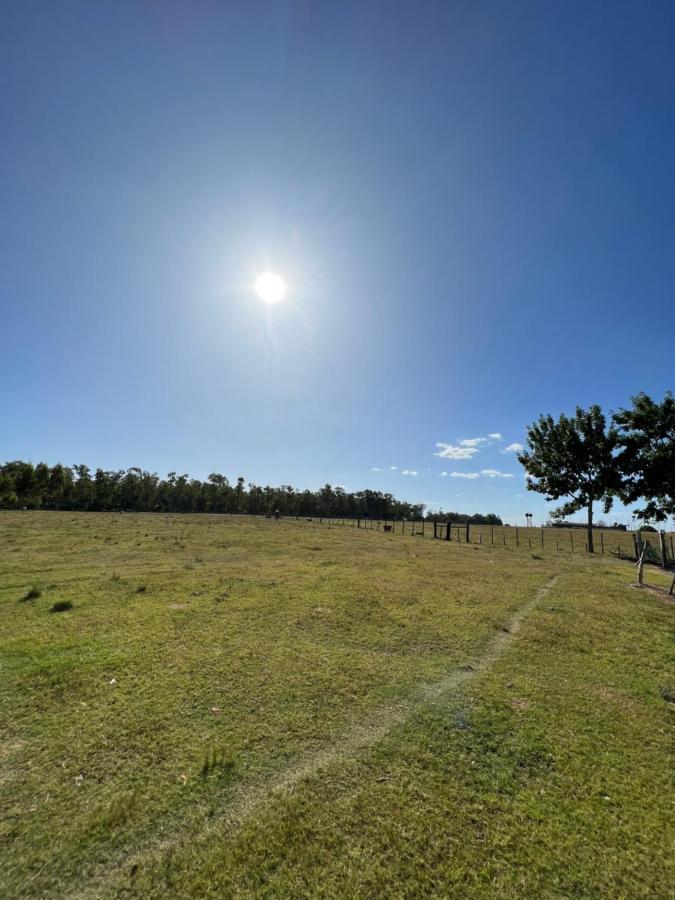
(541, 528, 544, 548)
(659, 531, 668, 569)
(600, 532, 604, 554)
(465, 522, 470, 543)
(515, 526, 519, 547)
(491, 525, 494, 545)
(445, 522, 451, 541)
(636, 545, 647, 584)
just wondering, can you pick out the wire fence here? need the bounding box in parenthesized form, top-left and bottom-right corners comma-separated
(277, 514, 675, 565)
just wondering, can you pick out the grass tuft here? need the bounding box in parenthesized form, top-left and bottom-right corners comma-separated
(20, 585, 42, 601)
(200, 748, 236, 778)
(49, 599, 74, 613)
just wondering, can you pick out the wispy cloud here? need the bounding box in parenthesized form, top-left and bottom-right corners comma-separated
(435, 443, 480, 460)
(501, 442, 523, 454)
(402, 469, 418, 476)
(435, 431, 504, 459)
(441, 469, 514, 479)
(389, 465, 398, 470)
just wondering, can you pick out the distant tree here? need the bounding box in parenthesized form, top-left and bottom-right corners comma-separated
(614, 392, 675, 524)
(518, 405, 620, 553)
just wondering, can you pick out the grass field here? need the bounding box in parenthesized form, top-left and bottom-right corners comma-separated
(1, 511, 673, 898)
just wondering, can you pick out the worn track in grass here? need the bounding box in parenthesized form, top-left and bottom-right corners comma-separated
(72, 574, 560, 899)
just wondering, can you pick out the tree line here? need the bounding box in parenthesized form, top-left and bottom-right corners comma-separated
(519, 391, 674, 552)
(0, 462, 503, 523)
(0, 464, 411, 519)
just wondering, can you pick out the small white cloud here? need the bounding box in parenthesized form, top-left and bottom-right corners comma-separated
(481, 469, 515, 478)
(371, 467, 383, 472)
(389, 465, 398, 470)
(449, 472, 480, 479)
(440, 471, 448, 477)
(402, 469, 418, 476)
(459, 437, 487, 447)
(501, 442, 524, 454)
(488, 432, 503, 440)
(435, 443, 480, 460)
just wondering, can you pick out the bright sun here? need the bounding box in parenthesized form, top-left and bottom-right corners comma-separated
(255, 271, 286, 305)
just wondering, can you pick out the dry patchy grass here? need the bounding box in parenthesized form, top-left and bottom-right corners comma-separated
(0, 511, 672, 898)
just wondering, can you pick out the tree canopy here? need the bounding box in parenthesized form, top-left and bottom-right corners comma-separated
(613, 391, 675, 523)
(518, 405, 621, 552)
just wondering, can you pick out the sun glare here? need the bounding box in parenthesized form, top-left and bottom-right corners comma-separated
(255, 271, 286, 305)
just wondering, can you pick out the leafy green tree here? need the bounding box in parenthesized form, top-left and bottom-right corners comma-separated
(614, 391, 675, 524)
(518, 405, 620, 553)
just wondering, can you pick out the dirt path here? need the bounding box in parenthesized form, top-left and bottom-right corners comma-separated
(72, 574, 560, 898)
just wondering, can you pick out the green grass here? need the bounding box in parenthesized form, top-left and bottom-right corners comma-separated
(0, 511, 672, 898)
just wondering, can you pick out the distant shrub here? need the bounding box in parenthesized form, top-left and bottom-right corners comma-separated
(21, 586, 41, 602)
(136, 585, 147, 593)
(50, 600, 73, 613)
(639, 525, 658, 532)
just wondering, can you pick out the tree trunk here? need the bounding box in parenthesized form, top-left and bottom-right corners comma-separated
(587, 501, 594, 553)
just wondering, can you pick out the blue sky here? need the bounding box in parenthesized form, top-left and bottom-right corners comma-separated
(2, 1, 674, 524)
